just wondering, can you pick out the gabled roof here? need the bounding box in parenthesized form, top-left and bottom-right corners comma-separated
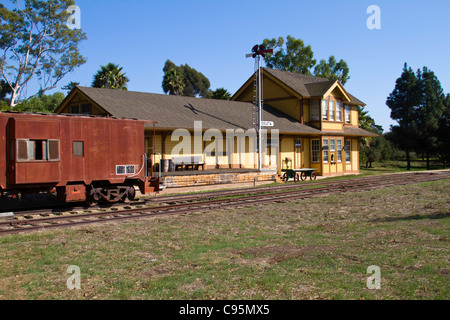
(58, 86, 323, 135)
(232, 68, 366, 106)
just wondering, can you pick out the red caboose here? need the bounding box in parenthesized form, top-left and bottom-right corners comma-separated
(0, 112, 160, 203)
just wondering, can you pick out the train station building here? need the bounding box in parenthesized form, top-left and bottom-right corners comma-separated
(54, 68, 377, 187)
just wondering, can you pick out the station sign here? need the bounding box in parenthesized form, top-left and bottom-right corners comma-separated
(261, 121, 274, 127)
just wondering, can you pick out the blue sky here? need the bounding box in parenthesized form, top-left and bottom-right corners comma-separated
(13, 0, 450, 132)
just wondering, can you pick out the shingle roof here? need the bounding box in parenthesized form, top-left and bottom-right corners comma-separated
(342, 126, 379, 137)
(262, 68, 365, 106)
(73, 86, 322, 135)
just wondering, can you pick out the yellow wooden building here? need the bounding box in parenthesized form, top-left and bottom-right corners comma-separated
(54, 67, 376, 179)
(232, 68, 377, 176)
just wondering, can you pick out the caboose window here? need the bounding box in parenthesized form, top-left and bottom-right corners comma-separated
(28, 140, 47, 160)
(16, 139, 60, 162)
(48, 140, 60, 161)
(73, 141, 84, 157)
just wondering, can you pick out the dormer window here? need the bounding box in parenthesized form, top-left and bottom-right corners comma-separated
(345, 105, 351, 123)
(69, 103, 92, 115)
(322, 100, 328, 120)
(329, 100, 335, 121)
(310, 100, 320, 121)
(336, 101, 342, 121)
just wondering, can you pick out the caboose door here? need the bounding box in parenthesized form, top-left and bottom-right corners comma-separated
(9, 118, 61, 185)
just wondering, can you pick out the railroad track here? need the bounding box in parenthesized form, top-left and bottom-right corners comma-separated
(0, 171, 449, 236)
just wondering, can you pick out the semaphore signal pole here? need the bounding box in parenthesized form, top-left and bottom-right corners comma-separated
(246, 44, 273, 171)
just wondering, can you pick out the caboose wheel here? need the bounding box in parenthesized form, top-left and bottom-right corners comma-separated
(282, 173, 288, 183)
(92, 191, 102, 202)
(294, 173, 300, 182)
(311, 172, 317, 180)
(127, 187, 136, 201)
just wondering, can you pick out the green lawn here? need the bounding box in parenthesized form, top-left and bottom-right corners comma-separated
(360, 158, 446, 175)
(0, 178, 448, 300)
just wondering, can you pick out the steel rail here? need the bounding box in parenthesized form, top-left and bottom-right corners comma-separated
(0, 171, 448, 236)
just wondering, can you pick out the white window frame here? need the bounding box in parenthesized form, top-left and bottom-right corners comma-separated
(310, 100, 320, 121)
(329, 100, 335, 121)
(337, 139, 342, 162)
(322, 100, 328, 121)
(323, 139, 329, 163)
(345, 140, 351, 163)
(345, 105, 351, 123)
(336, 101, 342, 122)
(311, 139, 320, 163)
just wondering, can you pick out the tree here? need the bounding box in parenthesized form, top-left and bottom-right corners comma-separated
(415, 67, 446, 169)
(262, 36, 316, 74)
(15, 91, 65, 113)
(313, 56, 350, 85)
(358, 105, 384, 168)
(0, 79, 12, 100)
(436, 94, 450, 167)
(162, 60, 211, 97)
(261, 35, 350, 84)
(0, 0, 87, 107)
(211, 88, 231, 100)
(162, 69, 184, 96)
(92, 63, 129, 90)
(61, 81, 80, 92)
(386, 63, 422, 170)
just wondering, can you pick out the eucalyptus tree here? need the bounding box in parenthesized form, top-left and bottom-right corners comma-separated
(261, 35, 350, 84)
(0, 0, 87, 107)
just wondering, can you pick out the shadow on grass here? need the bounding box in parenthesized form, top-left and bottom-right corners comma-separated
(372, 211, 449, 223)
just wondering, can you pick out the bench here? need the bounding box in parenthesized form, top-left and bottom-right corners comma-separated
(172, 156, 205, 171)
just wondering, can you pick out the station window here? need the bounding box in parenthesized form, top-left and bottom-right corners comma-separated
(337, 139, 342, 162)
(70, 105, 79, 114)
(266, 139, 279, 147)
(323, 139, 329, 163)
(322, 100, 328, 120)
(345, 140, 351, 162)
(329, 100, 335, 121)
(311, 139, 320, 162)
(310, 100, 320, 121)
(330, 139, 336, 152)
(336, 101, 342, 122)
(345, 105, 351, 123)
(70, 103, 92, 114)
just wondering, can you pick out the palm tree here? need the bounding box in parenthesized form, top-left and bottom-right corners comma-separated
(211, 88, 231, 100)
(92, 63, 129, 90)
(162, 69, 185, 96)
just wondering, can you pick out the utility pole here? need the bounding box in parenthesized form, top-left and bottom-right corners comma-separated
(246, 44, 273, 170)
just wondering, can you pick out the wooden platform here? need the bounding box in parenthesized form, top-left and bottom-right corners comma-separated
(159, 169, 280, 188)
